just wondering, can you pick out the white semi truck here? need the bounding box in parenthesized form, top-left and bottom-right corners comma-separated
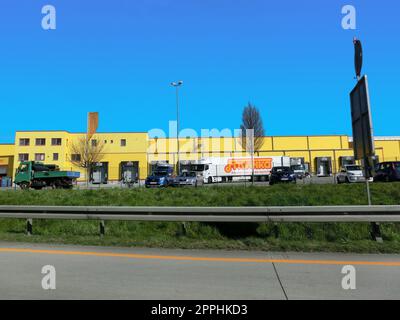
(188, 156, 290, 184)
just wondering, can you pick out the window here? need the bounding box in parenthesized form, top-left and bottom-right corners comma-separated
(19, 139, 30, 146)
(121, 139, 126, 147)
(35, 153, 45, 161)
(35, 138, 46, 146)
(18, 153, 29, 161)
(51, 138, 62, 146)
(53, 153, 59, 161)
(19, 164, 28, 172)
(91, 140, 97, 147)
(71, 154, 81, 162)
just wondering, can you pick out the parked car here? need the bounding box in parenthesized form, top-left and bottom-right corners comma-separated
(173, 171, 199, 187)
(145, 164, 174, 188)
(373, 162, 400, 182)
(336, 165, 366, 184)
(269, 167, 296, 185)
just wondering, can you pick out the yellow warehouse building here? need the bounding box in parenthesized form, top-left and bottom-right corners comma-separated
(0, 130, 399, 183)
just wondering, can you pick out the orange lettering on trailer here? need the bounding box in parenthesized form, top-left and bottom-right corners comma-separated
(224, 158, 272, 173)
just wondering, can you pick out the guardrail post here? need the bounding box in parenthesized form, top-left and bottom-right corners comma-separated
(176, 222, 187, 237)
(273, 223, 279, 238)
(99, 220, 105, 237)
(26, 219, 33, 236)
(371, 222, 383, 243)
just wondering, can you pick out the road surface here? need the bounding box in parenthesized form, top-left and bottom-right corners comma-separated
(0, 242, 399, 299)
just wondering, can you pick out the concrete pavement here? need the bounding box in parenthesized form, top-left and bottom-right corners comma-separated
(0, 242, 399, 300)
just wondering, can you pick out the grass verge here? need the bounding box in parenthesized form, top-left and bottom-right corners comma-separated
(0, 183, 399, 253)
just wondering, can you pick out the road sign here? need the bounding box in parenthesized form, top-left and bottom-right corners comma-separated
(354, 38, 363, 79)
(350, 75, 375, 161)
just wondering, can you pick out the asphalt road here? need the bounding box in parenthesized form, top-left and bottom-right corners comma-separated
(1, 242, 399, 300)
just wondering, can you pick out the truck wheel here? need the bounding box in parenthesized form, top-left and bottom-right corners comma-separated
(19, 182, 30, 190)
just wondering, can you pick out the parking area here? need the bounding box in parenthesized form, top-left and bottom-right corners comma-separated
(0, 175, 381, 191)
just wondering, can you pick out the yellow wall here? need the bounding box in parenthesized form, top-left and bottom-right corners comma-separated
(0, 144, 15, 178)
(14, 131, 69, 173)
(375, 139, 400, 162)
(2, 132, 400, 182)
(13, 131, 149, 181)
(272, 136, 308, 151)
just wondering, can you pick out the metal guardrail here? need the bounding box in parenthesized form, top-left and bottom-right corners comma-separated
(0, 205, 400, 222)
(0, 205, 399, 237)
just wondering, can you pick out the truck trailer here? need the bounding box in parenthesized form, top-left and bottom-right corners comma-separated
(188, 156, 290, 183)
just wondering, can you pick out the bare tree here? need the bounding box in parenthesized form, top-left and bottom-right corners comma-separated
(240, 103, 265, 184)
(240, 103, 265, 153)
(70, 136, 105, 185)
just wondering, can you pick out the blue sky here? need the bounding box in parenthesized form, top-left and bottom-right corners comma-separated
(0, 0, 399, 142)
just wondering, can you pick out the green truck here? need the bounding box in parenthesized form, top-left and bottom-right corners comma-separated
(14, 161, 80, 190)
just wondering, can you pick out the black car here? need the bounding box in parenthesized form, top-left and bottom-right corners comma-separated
(373, 162, 400, 182)
(269, 166, 296, 185)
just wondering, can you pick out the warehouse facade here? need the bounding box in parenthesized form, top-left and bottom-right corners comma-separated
(0, 130, 399, 183)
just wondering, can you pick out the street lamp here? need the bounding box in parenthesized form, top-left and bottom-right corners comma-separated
(171, 80, 183, 174)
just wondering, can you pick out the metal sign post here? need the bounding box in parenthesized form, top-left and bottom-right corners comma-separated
(350, 39, 382, 242)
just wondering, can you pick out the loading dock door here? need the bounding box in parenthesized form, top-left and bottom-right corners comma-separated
(339, 156, 355, 167)
(120, 161, 139, 183)
(0, 166, 6, 176)
(316, 157, 332, 177)
(290, 158, 305, 166)
(91, 162, 109, 184)
(150, 161, 169, 174)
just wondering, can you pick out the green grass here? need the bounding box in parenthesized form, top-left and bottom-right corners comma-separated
(0, 183, 399, 253)
(0, 182, 399, 206)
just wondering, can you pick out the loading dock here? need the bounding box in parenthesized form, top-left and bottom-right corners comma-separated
(90, 162, 109, 184)
(0, 166, 7, 176)
(315, 157, 332, 177)
(339, 156, 355, 167)
(149, 161, 169, 175)
(290, 157, 305, 166)
(120, 161, 139, 184)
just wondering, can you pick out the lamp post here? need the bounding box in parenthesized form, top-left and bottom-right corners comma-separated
(171, 80, 183, 174)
